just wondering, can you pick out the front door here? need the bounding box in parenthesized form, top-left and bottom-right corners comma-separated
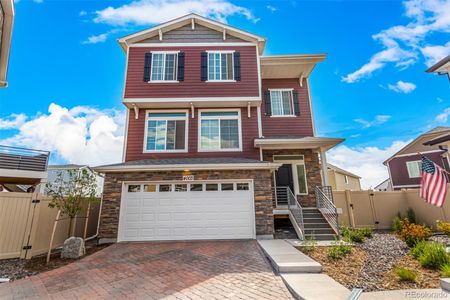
(275, 164, 294, 193)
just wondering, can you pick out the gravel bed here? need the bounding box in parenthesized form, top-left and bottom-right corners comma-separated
(352, 233, 409, 291)
(0, 259, 37, 281)
(430, 234, 450, 245)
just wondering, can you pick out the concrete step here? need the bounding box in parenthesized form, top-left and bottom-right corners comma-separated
(302, 212, 323, 218)
(281, 274, 350, 300)
(304, 223, 332, 229)
(304, 228, 335, 235)
(257, 240, 322, 273)
(304, 233, 337, 241)
(303, 217, 327, 223)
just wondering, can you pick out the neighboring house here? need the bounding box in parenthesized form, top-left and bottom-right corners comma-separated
(0, 145, 49, 188)
(384, 127, 450, 190)
(41, 164, 104, 197)
(374, 179, 392, 191)
(95, 14, 343, 243)
(426, 55, 450, 81)
(327, 163, 361, 191)
(0, 184, 29, 192)
(0, 0, 14, 88)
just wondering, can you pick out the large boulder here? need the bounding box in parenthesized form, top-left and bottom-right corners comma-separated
(61, 237, 85, 259)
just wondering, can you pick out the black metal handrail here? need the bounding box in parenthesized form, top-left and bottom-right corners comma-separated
(0, 145, 50, 172)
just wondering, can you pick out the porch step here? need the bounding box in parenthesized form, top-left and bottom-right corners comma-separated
(302, 212, 323, 218)
(304, 228, 336, 235)
(303, 217, 327, 223)
(304, 233, 338, 241)
(304, 223, 332, 229)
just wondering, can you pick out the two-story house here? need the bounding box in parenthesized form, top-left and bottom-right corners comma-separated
(95, 14, 343, 243)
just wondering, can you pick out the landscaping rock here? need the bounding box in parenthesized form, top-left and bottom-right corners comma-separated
(0, 259, 37, 281)
(61, 237, 85, 259)
(353, 233, 408, 291)
(430, 234, 450, 246)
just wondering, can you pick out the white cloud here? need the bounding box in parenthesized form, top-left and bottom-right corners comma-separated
(93, 0, 257, 26)
(81, 33, 109, 45)
(33, 0, 43, 3)
(436, 107, 450, 122)
(79, 10, 87, 16)
(266, 5, 277, 12)
(387, 80, 417, 93)
(327, 140, 410, 189)
(0, 103, 125, 166)
(421, 41, 450, 66)
(342, 0, 450, 83)
(354, 115, 391, 128)
(0, 114, 27, 129)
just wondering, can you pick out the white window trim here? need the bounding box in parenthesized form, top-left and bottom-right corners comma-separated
(406, 160, 422, 178)
(206, 51, 235, 82)
(149, 51, 179, 83)
(143, 110, 189, 153)
(273, 155, 309, 196)
(198, 108, 243, 152)
(269, 89, 295, 117)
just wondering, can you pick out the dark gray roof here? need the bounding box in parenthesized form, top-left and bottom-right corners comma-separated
(49, 164, 86, 169)
(95, 157, 269, 168)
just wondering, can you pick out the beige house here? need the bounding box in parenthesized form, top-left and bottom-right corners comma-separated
(426, 55, 449, 81)
(327, 163, 361, 191)
(0, 0, 14, 87)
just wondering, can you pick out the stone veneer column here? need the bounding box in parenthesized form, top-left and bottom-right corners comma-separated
(98, 169, 275, 242)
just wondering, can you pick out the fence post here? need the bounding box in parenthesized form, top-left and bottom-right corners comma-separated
(20, 192, 41, 259)
(368, 190, 378, 230)
(344, 190, 356, 228)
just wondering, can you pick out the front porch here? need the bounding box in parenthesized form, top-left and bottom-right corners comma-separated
(254, 137, 343, 240)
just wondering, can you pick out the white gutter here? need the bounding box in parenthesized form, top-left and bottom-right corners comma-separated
(94, 162, 282, 173)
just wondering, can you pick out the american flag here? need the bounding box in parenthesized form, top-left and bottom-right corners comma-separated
(420, 155, 448, 207)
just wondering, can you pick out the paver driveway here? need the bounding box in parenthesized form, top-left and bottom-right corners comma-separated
(0, 240, 292, 299)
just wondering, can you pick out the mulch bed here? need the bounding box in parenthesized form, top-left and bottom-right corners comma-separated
(0, 241, 110, 281)
(300, 233, 442, 292)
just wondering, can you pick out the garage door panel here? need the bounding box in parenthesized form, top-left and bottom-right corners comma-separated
(120, 182, 255, 241)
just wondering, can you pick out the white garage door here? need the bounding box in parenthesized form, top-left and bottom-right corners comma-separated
(118, 181, 255, 241)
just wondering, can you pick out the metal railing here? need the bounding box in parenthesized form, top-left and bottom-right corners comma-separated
(273, 186, 305, 237)
(315, 186, 339, 235)
(0, 145, 50, 172)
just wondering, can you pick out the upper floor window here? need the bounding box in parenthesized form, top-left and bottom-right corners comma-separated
(207, 52, 234, 81)
(270, 90, 294, 116)
(151, 52, 178, 82)
(344, 175, 349, 184)
(145, 111, 188, 152)
(199, 110, 241, 151)
(406, 161, 422, 178)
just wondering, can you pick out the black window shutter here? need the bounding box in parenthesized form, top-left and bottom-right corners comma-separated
(143, 53, 152, 82)
(200, 52, 208, 81)
(177, 52, 185, 81)
(293, 90, 300, 116)
(233, 52, 241, 81)
(264, 90, 271, 116)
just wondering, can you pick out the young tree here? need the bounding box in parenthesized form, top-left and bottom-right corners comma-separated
(46, 168, 98, 237)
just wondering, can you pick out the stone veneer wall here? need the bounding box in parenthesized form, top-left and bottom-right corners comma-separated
(99, 169, 274, 241)
(262, 149, 322, 207)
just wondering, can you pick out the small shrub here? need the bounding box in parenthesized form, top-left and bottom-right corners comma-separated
(302, 234, 317, 254)
(410, 240, 428, 259)
(394, 267, 417, 282)
(392, 215, 403, 233)
(418, 242, 450, 269)
(341, 227, 367, 243)
(327, 239, 352, 260)
(406, 208, 417, 224)
(360, 227, 373, 238)
(400, 220, 432, 247)
(441, 264, 450, 277)
(437, 221, 450, 236)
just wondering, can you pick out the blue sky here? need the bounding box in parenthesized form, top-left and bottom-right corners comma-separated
(0, 0, 449, 187)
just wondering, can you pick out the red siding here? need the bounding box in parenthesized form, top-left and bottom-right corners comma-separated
(125, 107, 260, 161)
(261, 79, 314, 138)
(124, 46, 259, 99)
(388, 151, 446, 188)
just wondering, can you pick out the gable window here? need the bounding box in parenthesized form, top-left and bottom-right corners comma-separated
(151, 52, 178, 81)
(145, 111, 188, 152)
(344, 175, 349, 184)
(199, 110, 241, 151)
(406, 161, 422, 178)
(270, 90, 294, 116)
(207, 52, 234, 81)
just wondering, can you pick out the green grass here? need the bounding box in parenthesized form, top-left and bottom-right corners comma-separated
(394, 267, 417, 282)
(441, 264, 450, 277)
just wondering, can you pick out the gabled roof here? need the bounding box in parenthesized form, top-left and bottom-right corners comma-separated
(0, 0, 14, 88)
(383, 126, 450, 164)
(118, 13, 266, 54)
(327, 163, 361, 179)
(426, 55, 450, 74)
